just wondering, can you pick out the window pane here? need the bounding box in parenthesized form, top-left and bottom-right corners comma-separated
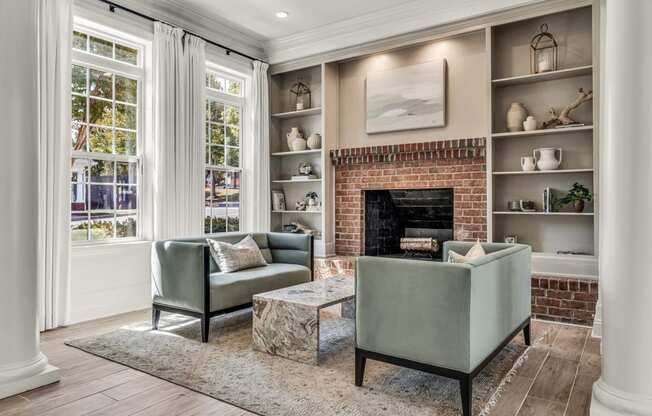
(116, 185, 137, 209)
(90, 160, 114, 183)
(226, 184, 240, 232)
(205, 144, 210, 164)
(72, 95, 87, 123)
(71, 215, 89, 241)
(115, 103, 136, 129)
(115, 76, 137, 104)
(207, 73, 224, 91)
(209, 101, 224, 123)
(90, 184, 114, 210)
(210, 145, 224, 166)
(88, 126, 113, 154)
(90, 212, 114, 240)
(210, 123, 224, 145)
(71, 158, 89, 183)
(89, 36, 113, 58)
(225, 106, 239, 125)
(115, 43, 138, 65)
(204, 171, 213, 200)
(71, 122, 87, 151)
(116, 162, 137, 184)
(227, 147, 239, 168)
(89, 69, 113, 99)
(72, 65, 87, 95)
(115, 130, 136, 155)
(89, 98, 112, 126)
(70, 184, 87, 212)
(227, 79, 241, 96)
(226, 126, 239, 147)
(73, 31, 88, 51)
(116, 213, 137, 238)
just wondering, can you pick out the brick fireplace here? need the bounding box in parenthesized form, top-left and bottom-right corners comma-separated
(316, 137, 597, 326)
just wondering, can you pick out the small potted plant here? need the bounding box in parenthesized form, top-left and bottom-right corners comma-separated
(555, 182, 593, 213)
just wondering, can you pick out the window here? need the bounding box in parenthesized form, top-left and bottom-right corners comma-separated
(70, 27, 144, 242)
(204, 69, 243, 234)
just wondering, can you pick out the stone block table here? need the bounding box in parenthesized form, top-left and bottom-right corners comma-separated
(252, 276, 355, 365)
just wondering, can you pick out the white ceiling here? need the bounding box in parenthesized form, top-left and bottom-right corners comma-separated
(167, 0, 417, 39)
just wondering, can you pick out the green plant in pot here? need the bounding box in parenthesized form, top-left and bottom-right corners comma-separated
(555, 182, 593, 213)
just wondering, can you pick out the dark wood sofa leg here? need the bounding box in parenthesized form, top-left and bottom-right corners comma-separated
(523, 322, 531, 346)
(152, 307, 161, 330)
(355, 348, 366, 386)
(460, 374, 472, 416)
(200, 316, 209, 343)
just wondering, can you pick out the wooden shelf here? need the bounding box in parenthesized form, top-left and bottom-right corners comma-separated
(492, 125, 593, 139)
(493, 169, 594, 176)
(272, 210, 322, 214)
(492, 65, 593, 87)
(272, 178, 322, 183)
(493, 211, 594, 216)
(271, 149, 322, 157)
(271, 107, 322, 119)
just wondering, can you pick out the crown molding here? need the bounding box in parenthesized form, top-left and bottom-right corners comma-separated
(93, 0, 267, 61)
(268, 0, 592, 71)
(266, 0, 563, 65)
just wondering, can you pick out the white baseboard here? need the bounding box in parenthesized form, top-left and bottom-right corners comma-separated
(0, 364, 59, 399)
(591, 379, 652, 416)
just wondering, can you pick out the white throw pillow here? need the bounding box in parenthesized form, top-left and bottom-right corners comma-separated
(207, 235, 268, 273)
(448, 241, 486, 264)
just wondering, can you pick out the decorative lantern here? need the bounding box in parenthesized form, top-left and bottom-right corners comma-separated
(530, 23, 558, 74)
(289, 77, 311, 111)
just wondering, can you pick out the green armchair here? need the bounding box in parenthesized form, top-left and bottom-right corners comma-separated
(151, 232, 313, 342)
(355, 242, 531, 416)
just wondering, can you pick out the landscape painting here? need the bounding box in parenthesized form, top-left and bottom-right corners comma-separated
(366, 59, 446, 134)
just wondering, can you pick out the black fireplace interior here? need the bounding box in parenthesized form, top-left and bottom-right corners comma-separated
(364, 188, 454, 260)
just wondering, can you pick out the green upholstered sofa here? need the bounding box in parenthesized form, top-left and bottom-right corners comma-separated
(355, 242, 531, 416)
(151, 232, 313, 342)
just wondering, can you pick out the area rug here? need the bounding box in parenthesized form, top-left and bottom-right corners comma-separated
(66, 310, 537, 416)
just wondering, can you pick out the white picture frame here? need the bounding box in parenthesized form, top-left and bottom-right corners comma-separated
(272, 190, 286, 211)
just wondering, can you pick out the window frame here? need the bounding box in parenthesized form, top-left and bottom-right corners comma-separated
(71, 22, 146, 245)
(204, 66, 246, 234)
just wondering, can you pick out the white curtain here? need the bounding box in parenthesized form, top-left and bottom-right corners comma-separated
(37, 0, 73, 329)
(153, 23, 206, 239)
(251, 61, 271, 231)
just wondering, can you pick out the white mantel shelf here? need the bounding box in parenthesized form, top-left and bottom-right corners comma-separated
(272, 179, 322, 183)
(493, 169, 594, 176)
(271, 107, 322, 119)
(271, 149, 323, 157)
(491, 125, 593, 139)
(493, 211, 594, 216)
(492, 65, 593, 87)
(272, 210, 322, 214)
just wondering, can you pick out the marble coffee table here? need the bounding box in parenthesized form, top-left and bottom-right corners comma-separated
(252, 276, 355, 365)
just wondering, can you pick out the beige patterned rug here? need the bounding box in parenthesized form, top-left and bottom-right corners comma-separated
(66, 310, 536, 416)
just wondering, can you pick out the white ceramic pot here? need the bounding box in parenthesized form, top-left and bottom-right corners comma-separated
(307, 133, 322, 150)
(506, 102, 528, 132)
(521, 156, 537, 171)
(286, 127, 303, 150)
(291, 137, 307, 151)
(534, 147, 562, 170)
(523, 116, 538, 131)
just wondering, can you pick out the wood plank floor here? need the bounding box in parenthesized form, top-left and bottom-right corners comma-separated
(0, 310, 600, 416)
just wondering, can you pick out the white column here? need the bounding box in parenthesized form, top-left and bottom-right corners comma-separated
(0, 0, 60, 399)
(591, 0, 652, 414)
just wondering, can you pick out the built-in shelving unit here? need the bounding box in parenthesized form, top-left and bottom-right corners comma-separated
(269, 64, 338, 256)
(487, 5, 598, 265)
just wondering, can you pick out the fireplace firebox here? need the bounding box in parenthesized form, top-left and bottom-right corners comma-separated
(364, 188, 453, 260)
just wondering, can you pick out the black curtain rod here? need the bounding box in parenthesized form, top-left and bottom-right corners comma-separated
(97, 0, 265, 63)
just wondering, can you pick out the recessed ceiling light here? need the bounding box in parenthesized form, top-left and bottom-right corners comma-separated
(275, 11, 289, 19)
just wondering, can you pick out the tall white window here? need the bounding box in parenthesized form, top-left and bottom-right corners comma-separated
(204, 69, 244, 233)
(70, 26, 145, 242)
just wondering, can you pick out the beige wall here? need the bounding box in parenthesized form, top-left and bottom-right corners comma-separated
(337, 31, 487, 148)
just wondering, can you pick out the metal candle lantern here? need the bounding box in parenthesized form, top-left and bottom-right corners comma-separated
(289, 77, 311, 111)
(530, 23, 558, 74)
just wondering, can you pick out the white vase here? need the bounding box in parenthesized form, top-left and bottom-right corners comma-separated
(286, 127, 303, 150)
(307, 133, 321, 150)
(521, 156, 536, 171)
(291, 137, 307, 151)
(506, 102, 528, 132)
(534, 147, 562, 170)
(523, 116, 537, 131)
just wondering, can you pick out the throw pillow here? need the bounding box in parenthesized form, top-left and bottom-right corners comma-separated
(448, 241, 486, 264)
(207, 235, 268, 273)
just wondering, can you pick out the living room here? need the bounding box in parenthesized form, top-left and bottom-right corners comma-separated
(0, 0, 649, 415)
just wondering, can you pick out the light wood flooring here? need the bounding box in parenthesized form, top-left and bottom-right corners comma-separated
(0, 310, 600, 416)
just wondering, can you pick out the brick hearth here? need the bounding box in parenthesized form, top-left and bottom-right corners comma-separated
(325, 137, 597, 326)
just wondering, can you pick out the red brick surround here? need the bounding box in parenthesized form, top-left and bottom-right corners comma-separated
(331, 138, 487, 256)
